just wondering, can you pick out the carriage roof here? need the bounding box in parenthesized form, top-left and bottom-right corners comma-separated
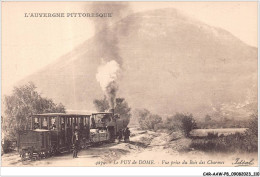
(33, 129, 50, 132)
(91, 112, 113, 115)
(32, 113, 91, 117)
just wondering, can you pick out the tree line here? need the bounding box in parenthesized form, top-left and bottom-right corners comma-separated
(2, 82, 65, 141)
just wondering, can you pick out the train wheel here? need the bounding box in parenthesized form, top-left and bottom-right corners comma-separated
(46, 151, 52, 157)
(35, 153, 41, 160)
(21, 155, 26, 161)
(40, 152, 45, 159)
(28, 152, 33, 161)
(56, 150, 61, 156)
(45, 152, 49, 158)
(50, 145, 57, 156)
(21, 151, 26, 161)
(51, 149, 56, 156)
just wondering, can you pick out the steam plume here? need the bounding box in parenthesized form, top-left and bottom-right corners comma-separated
(90, 2, 131, 108)
(90, 2, 131, 64)
(96, 60, 120, 108)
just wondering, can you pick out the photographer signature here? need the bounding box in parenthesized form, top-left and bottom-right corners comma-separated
(232, 158, 254, 167)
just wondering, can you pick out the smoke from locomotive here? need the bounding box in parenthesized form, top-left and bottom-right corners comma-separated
(96, 60, 120, 109)
(91, 2, 131, 110)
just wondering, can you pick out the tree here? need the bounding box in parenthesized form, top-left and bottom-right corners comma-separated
(136, 109, 162, 130)
(165, 115, 183, 132)
(2, 82, 66, 140)
(180, 114, 197, 137)
(114, 98, 131, 126)
(93, 96, 110, 112)
(93, 97, 132, 127)
(166, 113, 197, 137)
(238, 112, 258, 152)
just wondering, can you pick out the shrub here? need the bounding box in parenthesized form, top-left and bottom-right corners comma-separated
(190, 131, 258, 153)
(2, 139, 16, 153)
(136, 109, 162, 131)
(191, 113, 258, 153)
(207, 132, 218, 139)
(165, 113, 197, 137)
(243, 113, 258, 152)
(153, 123, 165, 131)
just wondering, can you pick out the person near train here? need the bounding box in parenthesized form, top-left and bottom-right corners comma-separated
(118, 129, 123, 143)
(72, 129, 79, 158)
(124, 127, 130, 142)
(34, 121, 40, 129)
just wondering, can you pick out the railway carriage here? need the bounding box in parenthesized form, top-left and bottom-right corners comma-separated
(17, 111, 124, 160)
(18, 129, 51, 160)
(18, 113, 91, 160)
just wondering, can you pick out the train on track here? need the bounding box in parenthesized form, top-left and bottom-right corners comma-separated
(17, 110, 125, 160)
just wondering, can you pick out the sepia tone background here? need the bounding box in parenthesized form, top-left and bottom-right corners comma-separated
(2, 2, 257, 95)
(2, 2, 258, 115)
(1, 1, 258, 167)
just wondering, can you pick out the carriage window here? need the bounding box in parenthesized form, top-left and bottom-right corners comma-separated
(85, 117, 90, 126)
(67, 118, 71, 128)
(84, 117, 89, 129)
(42, 118, 48, 129)
(61, 117, 65, 131)
(51, 117, 57, 130)
(83, 117, 86, 126)
(96, 114, 109, 123)
(73, 117, 78, 130)
(79, 117, 84, 129)
(34, 118, 40, 129)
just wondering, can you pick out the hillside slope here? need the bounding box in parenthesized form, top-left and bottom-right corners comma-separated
(21, 8, 257, 119)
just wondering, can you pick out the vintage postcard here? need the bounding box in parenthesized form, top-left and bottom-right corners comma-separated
(1, 1, 258, 169)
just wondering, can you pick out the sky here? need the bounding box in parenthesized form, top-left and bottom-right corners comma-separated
(2, 1, 258, 96)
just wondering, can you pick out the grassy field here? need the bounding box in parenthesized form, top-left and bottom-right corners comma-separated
(190, 128, 247, 137)
(190, 131, 257, 153)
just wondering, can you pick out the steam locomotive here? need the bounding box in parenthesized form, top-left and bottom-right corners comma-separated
(17, 110, 125, 160)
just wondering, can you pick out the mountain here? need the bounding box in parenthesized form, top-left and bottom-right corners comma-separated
(20, 8, 257, 120)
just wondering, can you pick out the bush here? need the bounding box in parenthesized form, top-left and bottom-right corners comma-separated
(192, 113, 258, 153)
(190, 131, 258, 153)
(243, 113, 258, 152)
(165, 113, 197, 137)
(153, 123, 165, 131)
(207, 132, 218, 139)
(2, 139, 15, 153)
(136, 109, 162, 131)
